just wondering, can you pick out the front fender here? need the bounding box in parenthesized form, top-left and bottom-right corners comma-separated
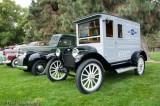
(29, 53, 46, 61)
(7, 53, 17, 61)
(28, 53, 46, 67)
(45, 53, 56, 60)
(75, 52, 115, 72)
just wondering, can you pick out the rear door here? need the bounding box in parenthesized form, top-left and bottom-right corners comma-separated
(115, 19, 141, 62)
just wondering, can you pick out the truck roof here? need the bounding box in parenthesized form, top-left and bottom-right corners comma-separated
(54, 34, 76, 37)
(73, 13, 140, 24)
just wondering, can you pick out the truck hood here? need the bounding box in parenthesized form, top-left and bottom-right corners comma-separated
(19, 45, 56, 53)
(4, 49, 18, 55)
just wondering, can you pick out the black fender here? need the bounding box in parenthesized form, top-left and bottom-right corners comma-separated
(75, 52, 115, 72)
(28, 53, 46, 67)
(28, 53, 57, 68)
(131, 50, 147, 64)
(45, 53, 56, 61)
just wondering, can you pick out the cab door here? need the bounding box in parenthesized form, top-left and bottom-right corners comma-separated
(115, 21, 126, 62)
(103, 19, 117, 63)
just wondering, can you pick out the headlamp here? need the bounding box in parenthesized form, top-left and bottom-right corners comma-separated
(56, 49, 61, 57)
(72, 48, 79, 57)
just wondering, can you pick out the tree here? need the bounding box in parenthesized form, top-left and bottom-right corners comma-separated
(58, 0, 105, 33)
(23, 0, 60, 43)
(0, 0, 27, 47)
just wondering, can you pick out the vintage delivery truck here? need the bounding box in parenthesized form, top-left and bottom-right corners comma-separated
(45, 13, 147, 94)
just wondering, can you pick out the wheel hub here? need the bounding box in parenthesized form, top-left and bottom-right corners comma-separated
(15, 61, 18, 65)
(55, 67, 59, 73)
(88, 73, 95, 81)
(37, 65, 44, 71)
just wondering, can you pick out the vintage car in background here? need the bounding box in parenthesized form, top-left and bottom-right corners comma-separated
(45, 13, 147, 94)
(17, 34, 76, 76)
(4, 46, 15, 49)
(0, 50, 3, 64)
(0, 46, 15, 64)
(1, 41, 46, 67)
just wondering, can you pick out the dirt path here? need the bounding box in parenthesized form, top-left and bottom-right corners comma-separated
(147, 60, 160, 63)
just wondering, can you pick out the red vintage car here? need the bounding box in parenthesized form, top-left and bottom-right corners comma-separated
(2, 41, 46, 67)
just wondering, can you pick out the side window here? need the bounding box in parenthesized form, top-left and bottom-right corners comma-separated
(59, 37, 72, 46)
(78, 19, 100, 44)
(118, 24, 123, 38)
(106, 20, 113, 37)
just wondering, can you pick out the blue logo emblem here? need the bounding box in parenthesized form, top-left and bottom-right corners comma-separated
(128, 29, 137, 36)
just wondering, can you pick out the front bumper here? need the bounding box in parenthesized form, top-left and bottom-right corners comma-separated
(16, 66, 28, 70)
(0, 56, 11, 64)
(2, 60, 11, 64)
(0, 60, 3, 64)
(16, 55, 28, 70)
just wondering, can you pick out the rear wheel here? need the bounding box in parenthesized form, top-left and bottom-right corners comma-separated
(46, 58, 68, 81)
(11, 58, 18, 67)
(76, 59, 104, 94)
(134, 56, 145, 75)
(32, 60, 47, 76)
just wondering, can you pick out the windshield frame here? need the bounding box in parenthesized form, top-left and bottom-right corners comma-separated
(78, 19, 101, 44)
(78, 19, 100, 38)
(48, 35, 61, 46)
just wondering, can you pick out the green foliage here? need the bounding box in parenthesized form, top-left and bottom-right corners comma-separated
(23, 0, 60, 43)
(116, 0, 160, 34)
(0, 0, 27, 47)
(25, 0, 160, 44)
(1, 0, 159, 45)
(24, 0, 105, 42)
(145, 32, 160, 48)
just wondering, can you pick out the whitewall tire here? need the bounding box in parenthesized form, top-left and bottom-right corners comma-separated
(134, 56, 145, 75)
(76, 59, 104, 94)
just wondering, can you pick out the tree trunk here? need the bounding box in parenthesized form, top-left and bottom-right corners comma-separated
(141, 35, 151, 60)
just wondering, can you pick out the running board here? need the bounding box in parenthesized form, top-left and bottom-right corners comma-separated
(115, 66, 137, 74)
(60, 70, 75, 77)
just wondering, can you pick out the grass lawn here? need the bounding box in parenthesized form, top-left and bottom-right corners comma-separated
(0, 63, 160, 106)
(150, 52, 160, 61)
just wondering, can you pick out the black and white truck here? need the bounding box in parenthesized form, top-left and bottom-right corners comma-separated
(45, 13, 147, 94)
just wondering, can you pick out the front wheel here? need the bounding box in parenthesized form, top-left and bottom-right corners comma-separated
(31, 60, 47, 76)
(134, 56, 145, 75)
(11, 58, 18, 67)
(76, 59, 104, 94)
(46, 58, 68, 81)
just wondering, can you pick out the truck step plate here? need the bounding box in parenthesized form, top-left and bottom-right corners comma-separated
(115, 66, 137, 74)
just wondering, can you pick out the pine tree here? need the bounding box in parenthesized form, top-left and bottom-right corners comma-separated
(24, 0, 60, 43)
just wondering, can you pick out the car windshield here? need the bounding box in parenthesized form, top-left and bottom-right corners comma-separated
(28, 42, 36, 46)
(49, 35, 60, 46)
(78, 19, 100, 44)
(58, 37, 73, 46)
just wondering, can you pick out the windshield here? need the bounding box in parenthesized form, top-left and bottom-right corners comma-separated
(58, 37, 73, 46)
(49, 35, 60, 46)
(78, 19, 100, 44)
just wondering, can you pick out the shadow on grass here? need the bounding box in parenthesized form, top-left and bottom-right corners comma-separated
(55, 70, 136, 87)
